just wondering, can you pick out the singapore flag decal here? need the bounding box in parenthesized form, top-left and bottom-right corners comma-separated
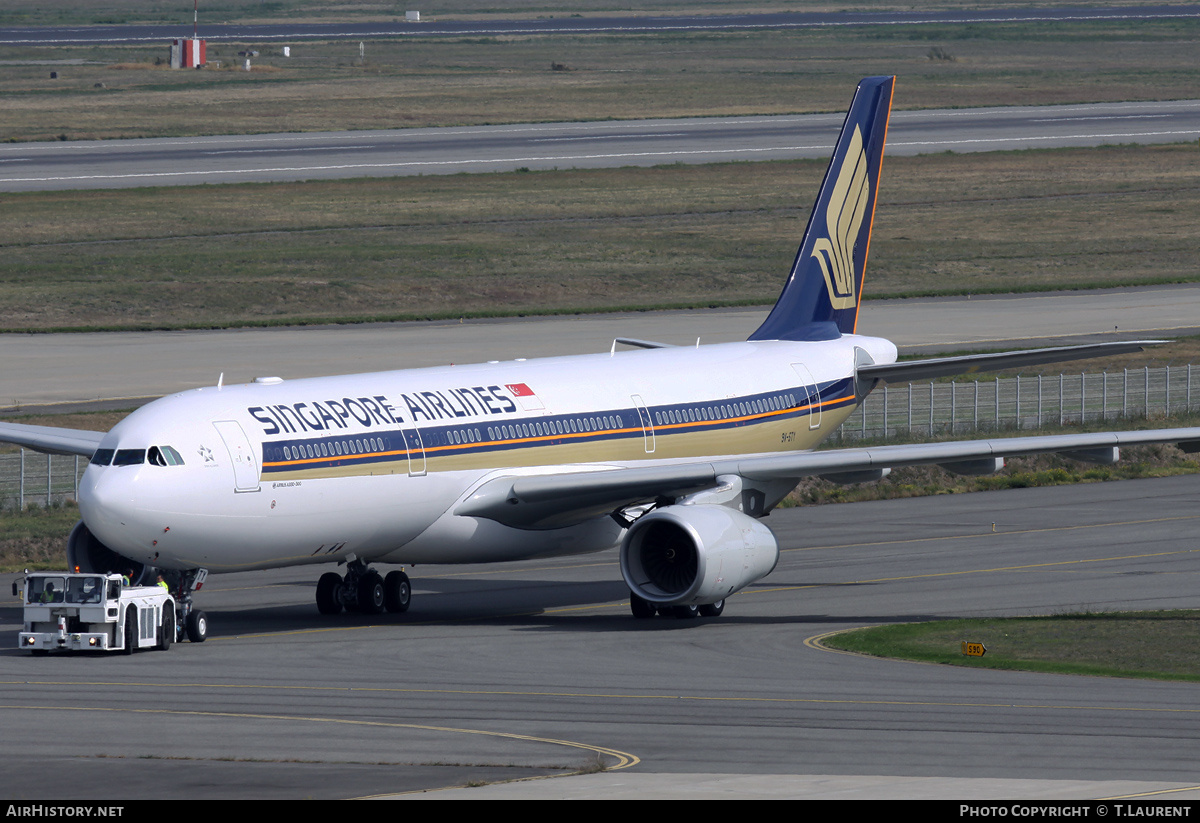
(506, 383, 544, 410)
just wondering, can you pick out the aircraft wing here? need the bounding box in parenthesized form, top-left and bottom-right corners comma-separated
(456, 426, 1200, 529)
(0, 422, 105, 457)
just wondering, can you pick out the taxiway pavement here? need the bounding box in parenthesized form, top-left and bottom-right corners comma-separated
(3, 476, 1200, 798)
(2, 100, 1197, 191)
(3, 285, 1196, 412)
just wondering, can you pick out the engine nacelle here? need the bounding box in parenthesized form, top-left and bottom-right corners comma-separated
(620, 505, 779, 607)
(67, 521, 154, 584)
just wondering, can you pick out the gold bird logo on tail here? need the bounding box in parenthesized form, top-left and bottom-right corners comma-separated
(810, 126, 870, 311)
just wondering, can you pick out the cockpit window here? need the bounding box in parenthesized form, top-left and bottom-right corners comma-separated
(148, 446, 186, 467)
(90, 449, 115, 466)
(112, 449, 146, 466)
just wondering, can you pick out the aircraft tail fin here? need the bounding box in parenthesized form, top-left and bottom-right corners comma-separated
(749, 75, 895, 342)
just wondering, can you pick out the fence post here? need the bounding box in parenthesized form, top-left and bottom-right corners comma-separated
(883, 385, 889, 438)
(1123, 368, 1128, 418)
(1166, 365, 1170, 416)
(1059, 373, 1064, 426)
(1038, 374, 1042, 427)
(1080, 372, 1085, 424)
(929, 382, 934, 435)
(994, 376, 1000, 429)
(46, 453, 52, 507)
(1145, 366, 1150, 418)
(1102, 372, 1108, 421)
(907, 383, 912, 433)
(1015, 375, 1020, 429)
(19, 448, 25, 509)
(950, 381, 956, 434)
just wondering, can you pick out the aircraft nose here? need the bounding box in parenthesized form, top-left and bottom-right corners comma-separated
(78, 466, 151, 551)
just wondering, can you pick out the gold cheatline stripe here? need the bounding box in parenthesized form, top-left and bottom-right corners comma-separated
(263, 390, 854, 469)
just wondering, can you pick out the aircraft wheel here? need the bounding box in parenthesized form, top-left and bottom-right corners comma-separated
(630, 593, 656, 619)
(670, 604, 699, 619)
(384, 571, 411, 613)
(123, 607, 137, 654)
(186, 610, 208, 643)
(158, 604, 174, 650)
(358, 572, 385, 615)
(316, 572, 343, 615)
(699, 599, 725, 618)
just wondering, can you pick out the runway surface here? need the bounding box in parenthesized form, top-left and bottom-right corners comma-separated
(2, 284, 1196, 411)
(4, 5, 1197, 45)
(3, 99, 1198, 191)
(3, 476, 1200, 799)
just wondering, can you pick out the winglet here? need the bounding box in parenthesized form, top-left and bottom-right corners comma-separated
(749, 76, 895, 342)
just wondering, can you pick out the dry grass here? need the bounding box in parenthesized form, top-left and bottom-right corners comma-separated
(790, 440, 1200, 507)
(1, 144, 1198, 331)
(3, 17, 1200, 141)
(0, 502, 82, 571)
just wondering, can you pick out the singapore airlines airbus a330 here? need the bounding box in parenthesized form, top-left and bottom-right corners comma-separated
(5, 76, 1198, 637)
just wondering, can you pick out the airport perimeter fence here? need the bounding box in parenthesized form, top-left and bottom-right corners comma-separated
(837, 365, 1199, 442)
(0, 450, 85, 511)
(0, 366, 1197, 508)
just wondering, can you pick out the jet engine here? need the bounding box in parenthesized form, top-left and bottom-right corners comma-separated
(67, 521, 151, 583)
(620, 504, 779, 608)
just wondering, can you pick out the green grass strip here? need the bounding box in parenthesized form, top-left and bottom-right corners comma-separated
(824, 611, 1200, 682)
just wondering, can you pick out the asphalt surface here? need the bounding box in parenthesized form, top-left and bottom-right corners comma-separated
(4, 476, 1200, 799)
(2, 285, 1196, 412)
(3, 99, 1198, 191)
(2, 5, 1198, 44)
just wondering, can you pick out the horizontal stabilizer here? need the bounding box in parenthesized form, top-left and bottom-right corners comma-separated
(615, 338, 677, 350)
(858, 341, 1164, 384)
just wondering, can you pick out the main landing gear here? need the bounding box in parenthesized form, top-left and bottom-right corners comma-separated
(316, 559, 411, 616)
(629, 592, 725, 620)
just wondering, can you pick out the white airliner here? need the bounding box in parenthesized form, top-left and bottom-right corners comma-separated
(3, 75, 1198, 630)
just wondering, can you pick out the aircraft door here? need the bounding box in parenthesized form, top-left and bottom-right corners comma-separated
(401, 427, 426, 477)
(213, 420, 261, 492)
(632, 394, 655, 453)
(791, 363, 822, 430)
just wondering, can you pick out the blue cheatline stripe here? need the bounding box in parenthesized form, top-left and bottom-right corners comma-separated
(260, 379, 855, 474)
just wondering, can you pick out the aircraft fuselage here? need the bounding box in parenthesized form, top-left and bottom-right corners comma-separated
(78, 334, 897, 573)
